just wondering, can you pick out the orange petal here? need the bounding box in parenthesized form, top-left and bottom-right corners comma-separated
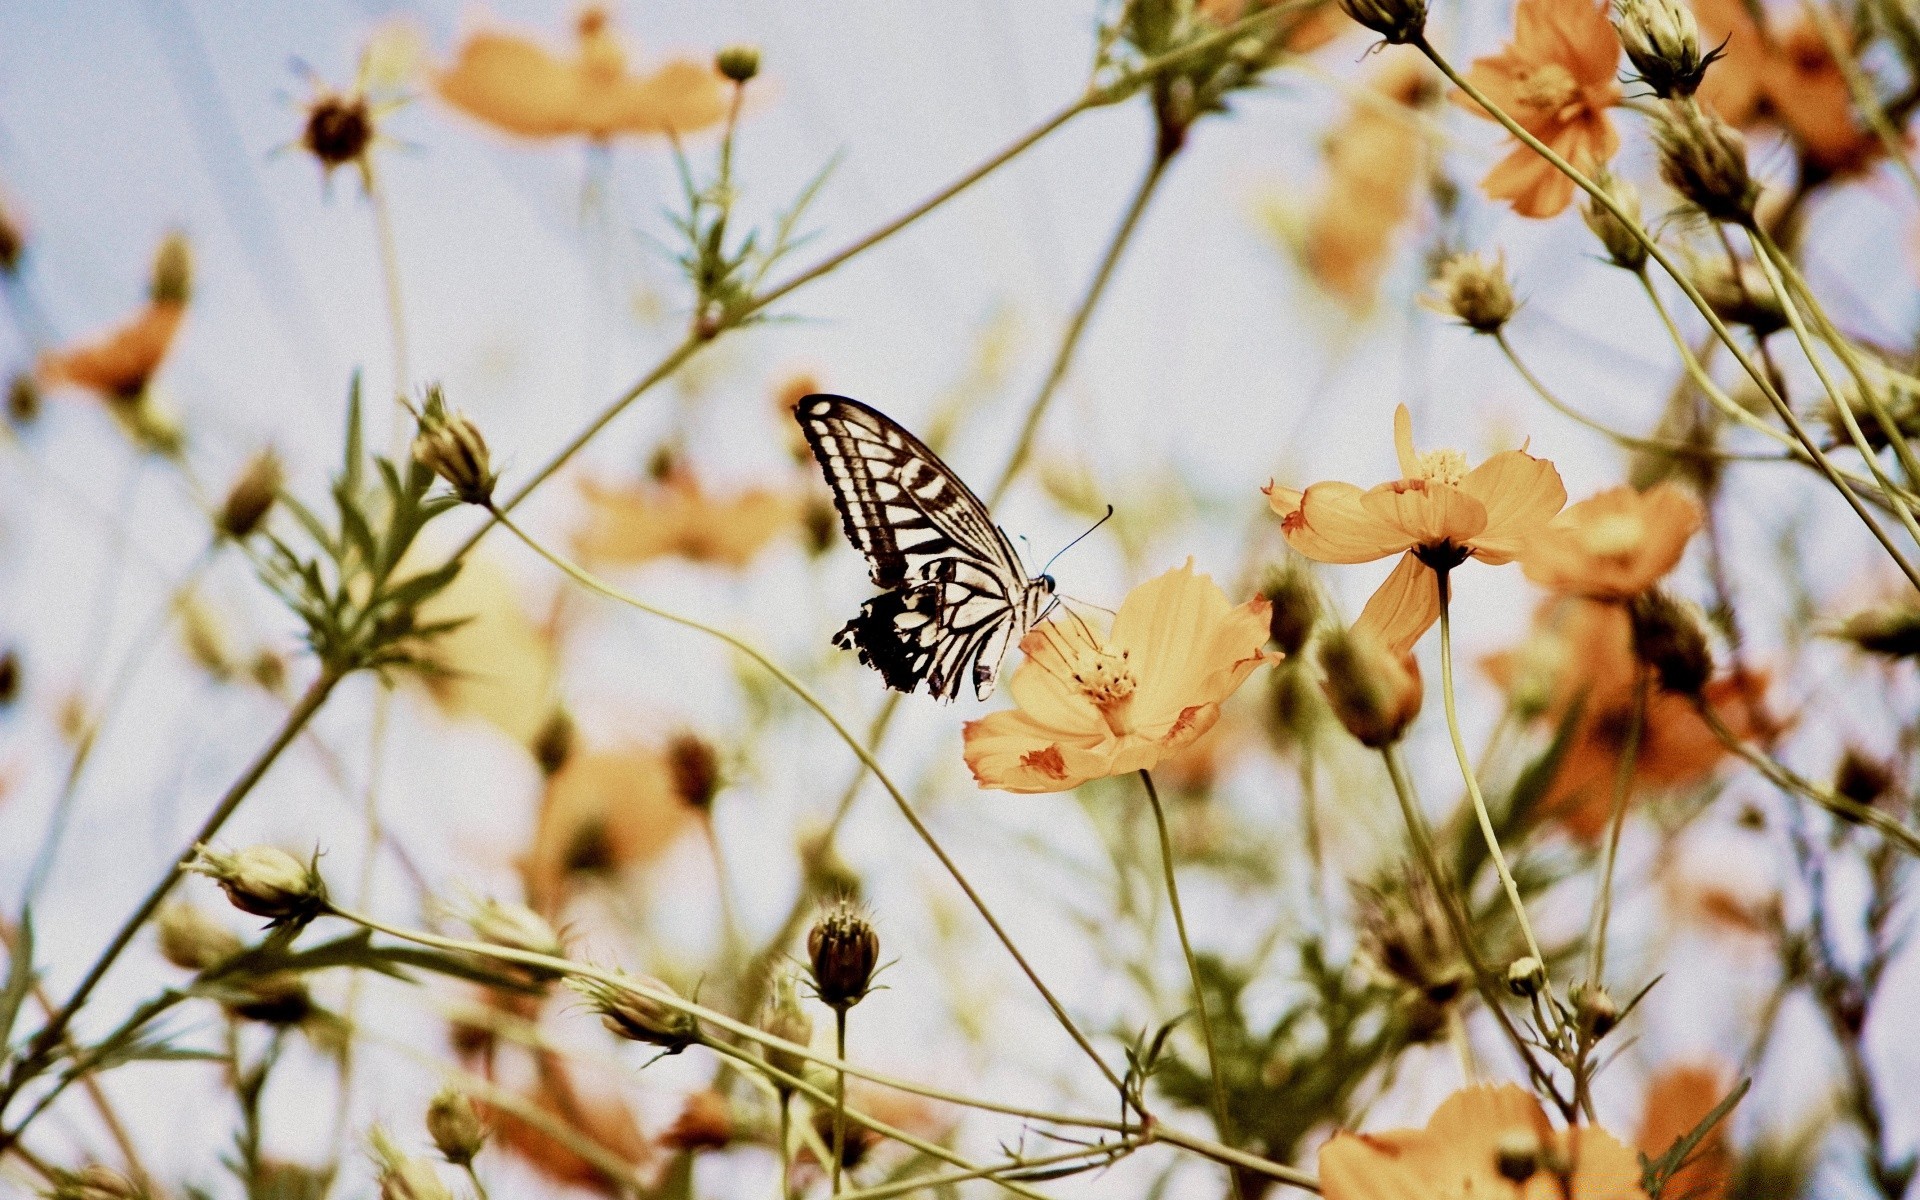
(1362, 480, 1490, 547)
(961, 709, 1111, 794)
(1284, 481, 1415, 563)
(1462, 449, 1566, 563)
(1354, 551, 1442, 656)
(1394, 403, 1419, 478)
(1481, 143, 1579, 218)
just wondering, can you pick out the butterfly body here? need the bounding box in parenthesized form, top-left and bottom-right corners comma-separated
(796, 394, 1054, 702)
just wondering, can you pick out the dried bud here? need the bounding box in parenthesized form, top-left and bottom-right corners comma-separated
(1338, 0, 1427, 44)
(226, 971, 314, 1025)
(1582, 173, 1648, 272)
(1689, 255, 1784, 335)
(1653, 100, 1757, 223)
(412, 386, 495, 506)
(568, 973, 698, 1051)
(303, 91, 374, 175)
(217, 449, 282, 540)
(1615, 0, 1709, 97)
(461, 895, 565, 962)
(44, 1165, 145, 1200)
(1571, 981, 1619, 1038)
(1835, 602, 1920, 657)
(0, 648, 18, 707)
(758, 971, 815, 1084)
(661, 1089, 735, 1152)
(1260, 563, 1321, 658)
(157, 900, 243, 971)
(1506, 955, 1546, 996)
(370, 1128, 455, 1200)
(1428, 250, 1518, 333)
(807, 900, 880, 1010)
(7, 372, 39, 427)
(530, 707, 577, 776)
(1317, 625, 1423, 748)
(666, 732, 721, 812)
(715, 45, 761, 83)
(1629, 590, 1713, 695)
(425, 1086, 489, 1166)
(150, 231, 192, 306)
(1834, 749, 1894, 807)
(1355, 863, 1467, 1006)
(1493, 1132, 1542, 1183)
(189, 844, 327, 924)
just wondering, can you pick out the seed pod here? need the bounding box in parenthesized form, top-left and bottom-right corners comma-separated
(425, 1086, 489, 1166)
(1506, 955, 1546, 996)
(1836, 602, 1920, 657)
(157, 900, 243, 971)
(226, 971, 314, 1026)
(188, 844, 327, 925)
(807, 900, 880, 1011)
(303, 92, 374, 175)
(216, 449, 283, 540)
(1571, 981, 1619, 1038)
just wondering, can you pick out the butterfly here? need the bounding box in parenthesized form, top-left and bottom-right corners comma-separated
(795, 394, 1055, 702)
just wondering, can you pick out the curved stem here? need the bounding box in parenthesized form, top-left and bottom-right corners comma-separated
(1138, 771, 1239, 1200)
(1586, 666, 1647, 986)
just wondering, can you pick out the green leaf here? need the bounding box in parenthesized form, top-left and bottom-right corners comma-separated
(0, 909, 34, 1050)
(341, 372, 365, 497)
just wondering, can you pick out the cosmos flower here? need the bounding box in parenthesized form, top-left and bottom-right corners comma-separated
(436, 6, 728, 142)
(1454, 0, 1624, 217)
(39, 232, 190, 402)
(1266, 404, 1566, 655)
(1689, 0, 1876, 176)
(1520, 483, 1704, 600)
(1637, 1063, 1734, 1200)
(962, 562, 1277, 794)
(572, 468, 796, 569)
(522, 743, 698, 913)
(1319, 1084, 1648, 1199)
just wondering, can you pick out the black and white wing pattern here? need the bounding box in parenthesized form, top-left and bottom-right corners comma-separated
(796, 394, 1054, 702)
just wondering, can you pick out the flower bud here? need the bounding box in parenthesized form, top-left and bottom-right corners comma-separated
(568, 973, 698, 1051)
(150, 231, 192, 306)
(303, 91, 374, 174)
(530, 707, 577, 776)
(1260, 563, 1321, 658)
(1836, 602, 1920, 658)
(715, 45, 761, 83)
(1338, 0, 1428, 44)
(808, 900, 880, 1011)
(1506, 955, 1546, 996)
(1355, 863, 1467, 1006)
(1834, 748, 1894, 808)
(1689, 255, 1784, 335)
(758, 971, 815, 1084)
(425, 1086, 489, 1166)
(45, 1165, 144, 1200)
(189, 844, 327, 925)
(461, 895, 566, 962)
(1582, 173, 1648, 272)
(1317, 625, 1423, 748)
(1615, 0, 1709, 97)
(0, 648, 19, 707)
(1654, 100, 1757, 223)
(1571, 981, 1619, 1038)
(1629, 590, 1713, 695)
(370, 1127, 455, 1200)
(412, 386, 496, 506)
(7, 372, 39, 427)
(0, 198, 20, 277)
(216, 449, 282, 540)
(666, 732, 721, 812)
(157, 900, 243, 971)
(1428, 250, 1518, 333)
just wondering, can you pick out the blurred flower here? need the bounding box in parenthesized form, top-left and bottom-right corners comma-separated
(1266, 403, 1566, 655)
(573, 469, 796, 569)
(157, 900, 243, 971)
(660, 1089, 734, 1152)
(426, 1086, 489, 1166)
(488, 1061, 650, 1193)
(963, 562, 1276, 793)
(758, 971, 815, 1084)
(435, 6, 728, 142)
(1519, 483, 1703, 599)
(415, 553, 558, 747)
(1319, 1084, 1646, 1197)
(1638, 1063, 1734, 1200)
(215, 449, 283, 541)
(44, 1165, 145, 1200)
(1689, 0, 1876, 176)
(1355, 861, 1466, 1006)
(1426, 249, 1518, 332)
(38, 233, 189, 402)
(522, 743, 696, 913)
(1454, 0, 1623, 217)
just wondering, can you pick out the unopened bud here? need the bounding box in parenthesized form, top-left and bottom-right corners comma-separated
(1629, 590, 1713, 694)
(370, 1128, 455, 1200)
(1317, 625, 1423, 748)
(530, 707, 577, 776)
(7, 373, 38, 427)
(1261, 563, 1322, 657)
(1689, 255, 1784, 335)
(412, 386, 495, 506)
(759, 971, 815, 1084)
(1615, 0, 1709, 97)
(1338, 0, 1428, 43)
(1571, 981, 1620, 1038)
(667, 732, 722, 812)
(0, 198, 21, 277)
(1583, 173, 1648, 272)
(157, 901, 243, 971)
(1836, 602, 1920, 657)
(189, 844, 327, 924)
(569, 973, 698, 1051)
(807, 900, 880, 1011)
(217, 449, 282, 540)
(1834, 748, 1894, 807)
(1429, 250, 1517, 333)
(461, 895, 565, 962)
(715, 45, 761, 83)
(425, 1086, 489, 1166)
(1654, 100, 1757, 223)
(150, 231, 192, 306)
(1506, 955, 1546, 996)
(44, 1164, 145, 1200)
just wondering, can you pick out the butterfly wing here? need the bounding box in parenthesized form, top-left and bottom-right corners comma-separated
(797, 394, 1033, 701)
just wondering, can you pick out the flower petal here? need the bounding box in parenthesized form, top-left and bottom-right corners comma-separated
(1461, 449, 1565, 562)
(1109, 561, 1275, 731)
(961, 709, 1113, 794)
(1360, 480, 1489, 548)
(1283, 482, 1416, 563)
(1354, 551, 1442, 656)
(1394, 403, 1419, 478)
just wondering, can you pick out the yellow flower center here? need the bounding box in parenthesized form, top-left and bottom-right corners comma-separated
(1582, 512, 1646, 559)
(1515, 64, 1580, 114)
(1414, 448, 1470, 486)
(1070, 644, 1138, 735)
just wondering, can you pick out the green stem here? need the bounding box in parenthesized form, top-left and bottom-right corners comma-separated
(778, 1091, 792, 1200)
(831, 1008, 849, 1195)
(1138, 770, 1240, 1200)
(462, 1161, 490, 1200)
(1587, 666, 1648, 986)
(830, 1142, 1136, 1200)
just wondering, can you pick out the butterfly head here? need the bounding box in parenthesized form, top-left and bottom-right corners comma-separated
(1024, 573, 1060, 629)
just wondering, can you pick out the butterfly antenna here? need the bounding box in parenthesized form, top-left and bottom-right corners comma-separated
(1041, 505, 1115, 575)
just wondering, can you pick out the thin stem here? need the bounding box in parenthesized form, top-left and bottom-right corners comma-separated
(486, 506, 1132, 1103)
(462, 1161, 490, 1200)
(330, 679, 394, 1170)
(1586, 666, 1648, 986)
(1435, 569, 1544, 966)
(0, 668, 342, 1131)
(778, 1091, 792, 1200)
(1138, 770, 1239, 1200)
(830, 1143, 1136, 1200)
(988, 142, 1175, 508)
(831, 1008, 849, 1195)
(1147, 1123, 1320, 1193)
(364, 162, 412, 456)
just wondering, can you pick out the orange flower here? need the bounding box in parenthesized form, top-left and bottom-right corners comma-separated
(1638, 1064, 1734, 1200)
(488, 1058, 651, 1194)
(1266, 404, 1566, 656)
(38, 302, 184, 400)
(1520, 483, 1703, 599)
(1319, 1084, 1647, 1199)
(962, 562, 1277, 794)
(1690, 0, 1876, 175)
(436, 6, 727, 141)
(573, 469, 795, 569)
(522, 743, 697, 913)
(1455, 0, 1623, 217)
